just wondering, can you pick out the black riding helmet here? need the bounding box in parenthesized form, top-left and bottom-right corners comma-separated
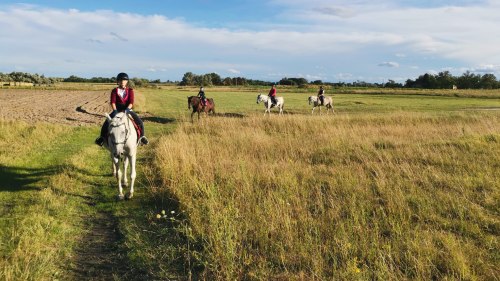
(117, 72, 129, 81)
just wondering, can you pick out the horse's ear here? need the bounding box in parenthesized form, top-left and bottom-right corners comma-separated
(105, 113, 112, 122)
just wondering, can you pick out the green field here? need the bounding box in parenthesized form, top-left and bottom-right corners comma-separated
(1, 88, 500, 280)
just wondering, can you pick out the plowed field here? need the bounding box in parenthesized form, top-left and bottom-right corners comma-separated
(0, 89, 110, 126)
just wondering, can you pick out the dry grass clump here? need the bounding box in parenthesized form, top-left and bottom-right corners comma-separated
(153, 112, 500, 279)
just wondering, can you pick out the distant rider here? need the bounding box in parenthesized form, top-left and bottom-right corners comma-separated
(94, 72, 149, 146)
(318, 86, 325, 105)
(268, 84, 277, 106)
(197, 87, 208, 107)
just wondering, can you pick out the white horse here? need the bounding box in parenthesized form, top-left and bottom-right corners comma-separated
(308, 96, 334, 115)
(103, 112, 139, 201)
(256, 94, 284, 116)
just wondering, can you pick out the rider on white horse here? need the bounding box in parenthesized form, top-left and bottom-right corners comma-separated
(318, 86, 325, 105)
(268, 84, 278, 107)
(95, 72, 149, 146)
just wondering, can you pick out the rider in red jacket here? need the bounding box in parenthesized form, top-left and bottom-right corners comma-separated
(268, 84, 277, 106)
(95, 72, 149, 146)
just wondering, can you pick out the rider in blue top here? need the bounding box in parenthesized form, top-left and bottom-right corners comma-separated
(197, 87, 207, 107)
(318, 86, 325, 105)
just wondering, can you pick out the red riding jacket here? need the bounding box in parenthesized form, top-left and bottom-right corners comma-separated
(268, 88, 276, 97)
(110, 87, 134, 111)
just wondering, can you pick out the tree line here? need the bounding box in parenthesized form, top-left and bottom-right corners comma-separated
(0, 72, 62, 84)
(385, 71, 499, 89)
(180, 72, 250, 86)
(3, 70, 500, 89)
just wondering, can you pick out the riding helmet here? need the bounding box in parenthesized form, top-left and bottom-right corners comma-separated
(117, 72, 129, 81)
(200, 87, 204, 90)
(320, 86, 324, 89)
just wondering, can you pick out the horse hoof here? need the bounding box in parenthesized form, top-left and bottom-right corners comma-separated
(117, 194, 125, 201)
(122, 181, 128, 187)
(125, 192, 133, 200)
(111, 173, 116, 177)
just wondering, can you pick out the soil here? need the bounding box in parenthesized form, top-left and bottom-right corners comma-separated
(71, 212, 129, 280)
(0, 89, 111, 126)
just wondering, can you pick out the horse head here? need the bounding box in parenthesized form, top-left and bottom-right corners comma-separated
(107, 113, 129, 159)
(308, 96, 313, 105)
(256, 94, 263, 104)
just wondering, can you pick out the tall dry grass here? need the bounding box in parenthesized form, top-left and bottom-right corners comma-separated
(151, 112, 500, 279)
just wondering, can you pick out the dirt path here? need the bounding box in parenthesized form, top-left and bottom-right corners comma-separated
(0, 89, 110, 126)
(71, 212, 128, 280)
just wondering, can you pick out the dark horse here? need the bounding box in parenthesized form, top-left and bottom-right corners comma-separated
(187, 96, 216, 122)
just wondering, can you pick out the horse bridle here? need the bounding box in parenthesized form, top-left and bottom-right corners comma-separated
(108, 118, 130, 147)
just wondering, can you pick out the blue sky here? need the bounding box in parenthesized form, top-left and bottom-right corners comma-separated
(0, 0, 498, 83)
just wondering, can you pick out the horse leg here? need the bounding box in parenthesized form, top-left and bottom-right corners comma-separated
(114, 157, 124, 200)
(191, 111, 195, 123)
(122, 156, 129, 187)
(125, 154, 136, 200)
(319, 106, 322, 116)
(311, 106, 315, 115)
(110, 153, 116, 176)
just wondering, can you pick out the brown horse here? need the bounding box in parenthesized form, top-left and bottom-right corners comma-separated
(187, 96, 216, 122)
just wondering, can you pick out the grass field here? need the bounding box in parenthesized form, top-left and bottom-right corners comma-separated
(1, 88, 500, 280)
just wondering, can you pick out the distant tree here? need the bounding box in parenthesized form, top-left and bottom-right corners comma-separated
(480, 73, 497, 89)
(223, 77, 232, 86)
(385, 79, 403, 88)
(436, 71, 456, 89)
(180, 72, 196, 86)
(209, 73, 223, 86)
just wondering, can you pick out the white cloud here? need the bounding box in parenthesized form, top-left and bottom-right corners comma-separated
(470, 64, 500, 72)
(228, 69, 241, 74)
(313, 6, 357, 18)
(332, 73, 353, 80)
(306, 74, 324, 80)
(395, 53, 406, 57)
(420, 48, 437, 53)
(427, 70, 438, 75)
(2, 3, 500, 81)
(378, 62, 399, 68)
(409, 66, 419, 69)
(159, 68, 167, 72)
(316, 66, 324, 69)
(146, 68, 156, 72)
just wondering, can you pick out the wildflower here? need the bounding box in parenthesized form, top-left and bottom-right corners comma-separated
(156, 214, 161, 219)
(161, 210, 165, 215)
(171, 211, 175, 214)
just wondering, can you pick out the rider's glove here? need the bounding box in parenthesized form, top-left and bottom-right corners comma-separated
(125, 108, 131, 115)
(110, 110, 118, 118)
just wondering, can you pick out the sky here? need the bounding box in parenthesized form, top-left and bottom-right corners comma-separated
(0, 0, 499, 83)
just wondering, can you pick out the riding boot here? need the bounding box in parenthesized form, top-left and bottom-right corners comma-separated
(140, 123, 149, 145)
(94, 136, 104, 146)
